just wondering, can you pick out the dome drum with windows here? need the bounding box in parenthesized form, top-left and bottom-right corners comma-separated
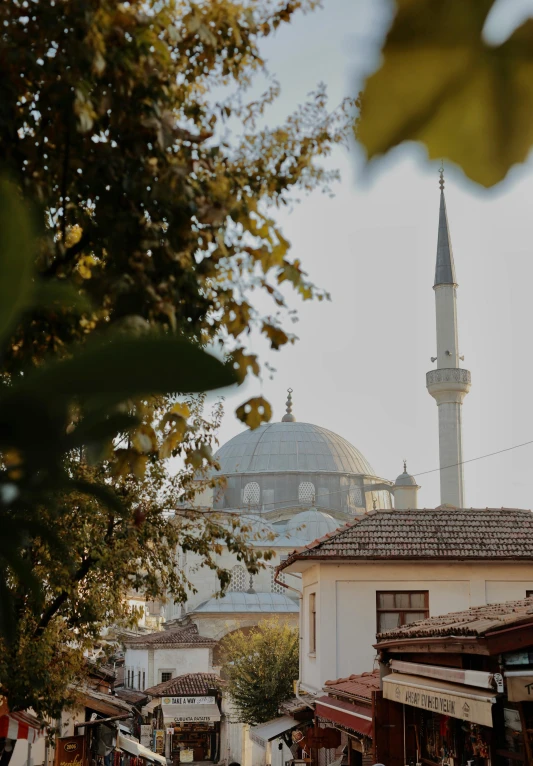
(212, 392, 409, 535)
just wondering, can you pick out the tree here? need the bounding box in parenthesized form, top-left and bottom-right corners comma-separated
(356, 0, 533, 187)
(0, 0, 348, 718)
(221, 619, 299, 725)
(0, 0, 350, 426)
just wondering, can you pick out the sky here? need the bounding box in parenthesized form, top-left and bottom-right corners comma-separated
(210, 0, 533, 511)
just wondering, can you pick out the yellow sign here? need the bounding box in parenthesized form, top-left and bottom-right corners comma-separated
(383, 675, 495, 728)
(507, 674, 533, 702)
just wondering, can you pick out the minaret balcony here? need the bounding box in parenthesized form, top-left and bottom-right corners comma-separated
(426, 367, 471, 402)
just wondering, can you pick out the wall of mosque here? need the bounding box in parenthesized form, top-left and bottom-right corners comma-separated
(213, 472, 388, 515)
(299, 561, 533, 693)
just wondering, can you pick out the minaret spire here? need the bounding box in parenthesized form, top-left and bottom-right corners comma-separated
(426, 170, 471, 508)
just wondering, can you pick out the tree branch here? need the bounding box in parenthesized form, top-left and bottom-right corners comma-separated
(33, 555, 95, 638)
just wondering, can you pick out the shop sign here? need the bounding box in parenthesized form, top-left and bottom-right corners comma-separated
(162, 697, 215, 706)
(180, 750, 194, 762)
(153, 730, 165, 754)
(140, 725, 152, 749)
(506, 674, 533, 702)
(55, 736, 86, 766)
(383, 678, 494, 727)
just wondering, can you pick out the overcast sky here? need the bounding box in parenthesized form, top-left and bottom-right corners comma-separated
(211, 0, 533, 511)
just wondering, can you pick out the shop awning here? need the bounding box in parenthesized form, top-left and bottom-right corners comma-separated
(0, 712, 44, 743)
(315, 696, 372, 738)
(162, 704, 220, 723)
(383, 673, 498, 728)
(117, 734, 166, 765)
(249, 715, 299, 748)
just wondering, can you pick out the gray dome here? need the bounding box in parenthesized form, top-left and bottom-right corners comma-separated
(215, 422, 375, 476)
(395, 470, 418, 487)
(285, 508, 340, 542)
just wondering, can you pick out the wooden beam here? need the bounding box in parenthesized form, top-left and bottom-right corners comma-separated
(74, 713, 131, 731)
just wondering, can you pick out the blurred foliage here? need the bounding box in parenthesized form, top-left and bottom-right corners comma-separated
(221, 618, 299, 725)
(357, 0, 533, 187)
(0, 0, 351, 427)
(0, 181, 246, 715)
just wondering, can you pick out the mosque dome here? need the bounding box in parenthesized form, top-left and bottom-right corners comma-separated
(394, 461, 418, 487)
(215, 422, 375, 476)
(213, 391, 393, 514)
(284, 508, 340, 542)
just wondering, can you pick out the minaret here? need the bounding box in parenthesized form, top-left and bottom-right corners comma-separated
(426, 169, 471, 508)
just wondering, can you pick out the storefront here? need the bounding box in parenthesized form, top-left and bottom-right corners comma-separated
(161, 696, 221, 764)
(144, 675, 224, 765)
(373, 597, 533, 766)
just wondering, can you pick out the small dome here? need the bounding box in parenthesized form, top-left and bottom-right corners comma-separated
(395, 462, 417, 487)
(285, 508, 340, 542)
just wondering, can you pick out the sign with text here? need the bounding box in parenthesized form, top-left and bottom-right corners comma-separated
(383, 677, 494, 728)
(507, 674, 533, 702)
(55, 736, 86, 766)
(162, 697, 215, 706)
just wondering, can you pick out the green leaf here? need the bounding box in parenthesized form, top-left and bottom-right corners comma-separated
(0, 180, 35, 347)
(31, 281, 93, 314)
(10, 334, 237, 405)
(357, 0, 533, 187)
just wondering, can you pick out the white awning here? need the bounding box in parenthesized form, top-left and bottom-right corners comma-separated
(249, 716, 299, 748)
(383, 673, 498, 728)
(163, 704, 220, 723)
(117, 734, 166, 765)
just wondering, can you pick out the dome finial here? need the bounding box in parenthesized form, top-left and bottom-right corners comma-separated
(403, 458, 407, 473)
(281, 387, 296, 422)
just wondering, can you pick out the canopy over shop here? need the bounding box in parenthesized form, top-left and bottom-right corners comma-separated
(374, 596, 533, 766)
(144, 673, 223, 765)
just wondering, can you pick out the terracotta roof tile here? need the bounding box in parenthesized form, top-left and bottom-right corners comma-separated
(279, 508, 533, 568)
(123, 625, 216, 647)
(377, 596, 533, 641)
(324, 670, 379, 701)
(145, 673, 224, 697)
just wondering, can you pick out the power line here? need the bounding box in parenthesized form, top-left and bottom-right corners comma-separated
(221, 437, 533, 513)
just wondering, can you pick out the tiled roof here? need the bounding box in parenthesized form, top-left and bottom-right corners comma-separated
(279, 693, 315, 716)
(324, 670, 380, 701)
(377, 596, 533, 641)
(123, 625, 216, 647)
(145, 673, 224, 697)
(114, 688, 149, 705)
(279, 508, 533, 566)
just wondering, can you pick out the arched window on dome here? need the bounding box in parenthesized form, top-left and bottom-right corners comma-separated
(298, 481, 315, 505)
(271, 569, 286, 594)
(242, 481, 260, 506)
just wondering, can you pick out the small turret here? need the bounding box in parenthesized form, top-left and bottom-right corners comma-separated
(393, 461, 419, 510)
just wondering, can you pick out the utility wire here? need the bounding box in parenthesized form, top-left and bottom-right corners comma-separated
(222, 437, 533, 514)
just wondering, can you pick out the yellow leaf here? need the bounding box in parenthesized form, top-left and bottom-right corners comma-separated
(236, 397, 272, 430)
(171, 402, 190, 418)
(357, 0, 533, 186)
(77, 255, 97, 280)
(132, 424, 158, 454)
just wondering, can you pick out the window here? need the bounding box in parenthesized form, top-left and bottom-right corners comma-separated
(299, 481, 316, 505)
(271, 569, 286, 594)
(376, 591, 429, 633)
(309, 593, 317, 654)
(142, 671, 145, 690)
(243, 481, 260, 506)
(161, 672, 172, 683)
(230, 564, 247, 592)
(527, 590, 533, 597)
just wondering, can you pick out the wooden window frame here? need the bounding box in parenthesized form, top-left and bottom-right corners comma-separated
(309, 592, 317, 655)
(376, 590, 429, 634)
